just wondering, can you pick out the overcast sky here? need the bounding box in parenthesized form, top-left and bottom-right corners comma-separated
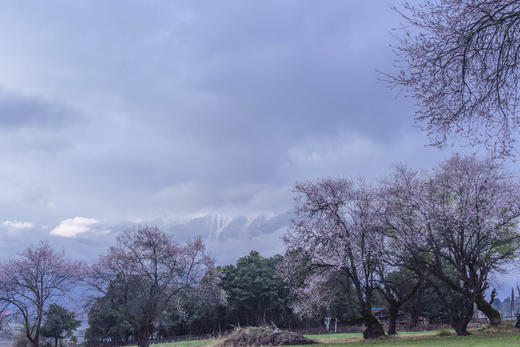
(0, 1, 468, 267)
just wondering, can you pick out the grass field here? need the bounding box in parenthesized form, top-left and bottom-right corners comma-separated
(149, 328, 520, 346)
(305, 330, 439, 340)
(307, 332, 520, 346)
(152, 341, 213, 346)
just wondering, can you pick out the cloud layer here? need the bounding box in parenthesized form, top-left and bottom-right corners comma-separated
(2, 220, 33, 229)
(0, 1, 461, 268)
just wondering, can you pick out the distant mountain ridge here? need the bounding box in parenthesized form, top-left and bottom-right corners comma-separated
(163, 212, 291, 242)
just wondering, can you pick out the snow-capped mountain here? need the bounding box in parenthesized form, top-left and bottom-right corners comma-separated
(164, 212, 290, 241)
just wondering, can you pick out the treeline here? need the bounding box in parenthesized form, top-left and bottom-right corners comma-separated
(85, 251, 299, 345)
(0, 154, 519, 347)
(85, 250, 464, 345)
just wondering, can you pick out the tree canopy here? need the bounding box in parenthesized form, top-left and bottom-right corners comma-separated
(87, 226, 213, 347)
(0, 242, 82, 347)
(41, 304, 80, 347)
(390, 0, 520, 155)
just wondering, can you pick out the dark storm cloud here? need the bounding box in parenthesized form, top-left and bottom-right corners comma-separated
(0, 1, 452, 265)
(168, 1, 409, 141)
(0, 89, 80, 129)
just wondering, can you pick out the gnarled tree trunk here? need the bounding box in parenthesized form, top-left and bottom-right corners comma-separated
(359, 307, 385, 339)
(475, 292, 502, 326)
(452, 318, 471, 336)
(26, 330, 39, 347)
(449, 295, 474, 336)
(135, 325, 152, 347)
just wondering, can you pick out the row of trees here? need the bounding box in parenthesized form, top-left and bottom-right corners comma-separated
(85, 249, 467, 345)
(0, 155, 518, 345)
(0, 236, 302, 347)
(85, 250, 301, 346)
(0, 228, 212, 347)
(386, 0, 520, 333)
(285, 154, 520, 337)
(0, 232, 458, 346)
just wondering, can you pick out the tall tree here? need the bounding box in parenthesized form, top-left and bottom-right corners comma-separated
(0, 242, 82, 347)
(85, 278, 135, 346)
(40, 304, 80, 347)
(384, 155, 520, 333)
(159, 267, 227, 337)
(88, 226, 212, 347)
(376, 210, 423, 335)
(220, 251, 295, 328)
(284, 179, 386, 338)
(390, 0, 520, 155)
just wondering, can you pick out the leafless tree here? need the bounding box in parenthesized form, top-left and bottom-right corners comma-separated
(389, 0, 520, 155)
(0, 242, 83, 347)
(88, 226, 213, 347)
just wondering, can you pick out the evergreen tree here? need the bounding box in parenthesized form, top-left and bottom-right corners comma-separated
(41, 304, 80, 347)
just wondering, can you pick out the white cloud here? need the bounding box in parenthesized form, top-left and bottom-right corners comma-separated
(2, 220, 34, 229)
(50, 216, 98, 237)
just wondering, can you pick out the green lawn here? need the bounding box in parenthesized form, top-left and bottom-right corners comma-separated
(150, 340, 213, 347)
(305, 330, 439, 340)
(151, 330, 520, 346)
(303, 333, 520, 346)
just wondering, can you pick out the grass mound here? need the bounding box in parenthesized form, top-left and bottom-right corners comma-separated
(479, 320, 517, 334)
(436, 328, 454, 336)
(214, 325, 316, 346)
